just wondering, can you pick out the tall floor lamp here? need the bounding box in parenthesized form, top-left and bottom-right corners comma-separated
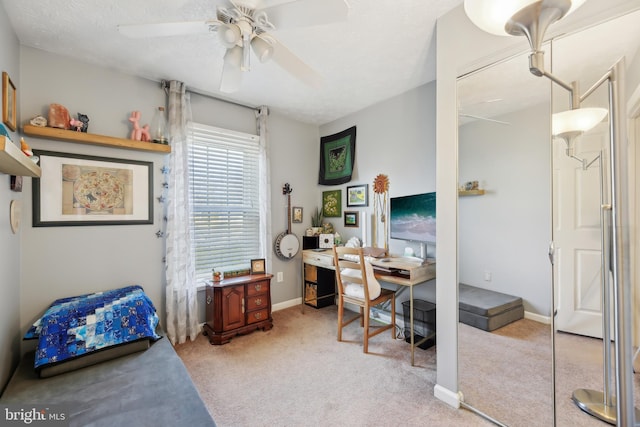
(464, 0, 636, 425)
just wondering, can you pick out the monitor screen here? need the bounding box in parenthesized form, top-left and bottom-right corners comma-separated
(389, 192, 436, 244)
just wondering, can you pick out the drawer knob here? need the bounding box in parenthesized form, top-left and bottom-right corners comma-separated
(255, 284, 262, 291)
(255, 298, 262, 306)
(254, 312, 263, 320)
(206, 295, 212, 305)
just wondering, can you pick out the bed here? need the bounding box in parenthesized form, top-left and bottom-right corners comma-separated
(0, 286, 216, 426)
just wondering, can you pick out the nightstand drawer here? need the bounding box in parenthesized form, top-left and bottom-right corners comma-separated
(246, 295, 268, 311)
(247, 308, 269, 324)
(247, 280, 269, 296)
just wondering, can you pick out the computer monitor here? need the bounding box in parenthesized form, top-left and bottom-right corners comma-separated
(389, 192, 436, 248)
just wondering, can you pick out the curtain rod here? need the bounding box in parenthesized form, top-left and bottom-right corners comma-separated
(160, 80, 258, 112)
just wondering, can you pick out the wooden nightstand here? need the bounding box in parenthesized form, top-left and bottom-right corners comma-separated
(203, 274, 273, 345)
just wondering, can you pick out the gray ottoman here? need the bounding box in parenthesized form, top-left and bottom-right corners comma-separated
(420, 282, 524, 331)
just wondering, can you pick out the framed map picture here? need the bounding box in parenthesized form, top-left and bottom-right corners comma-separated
(32, 150, 153, 226)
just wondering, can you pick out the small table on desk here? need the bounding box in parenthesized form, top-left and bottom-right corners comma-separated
(369, 257, 436, 366)
(301, 249, 436, 366)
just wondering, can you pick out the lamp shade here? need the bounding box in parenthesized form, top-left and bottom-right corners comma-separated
(220, 46, 243, 93)
(464, 0, 587, 36)
(552, 107, 608, 138)
(251, 35, 274, 63)
(218, 23, 241, 48)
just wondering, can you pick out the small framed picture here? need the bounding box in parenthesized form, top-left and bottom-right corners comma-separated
(251, 258, 266, 274)
(292, 206, 303, 223)
(344, 211, 358, 227)
(2, 71, 16, 132)
(322, 189, 341, 217)
(347, 184, 368, 207)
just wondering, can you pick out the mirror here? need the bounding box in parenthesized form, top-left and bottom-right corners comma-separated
(456, 6, 640, 425)
(550, 8, 640, 425)
(457, 49, 554, 425)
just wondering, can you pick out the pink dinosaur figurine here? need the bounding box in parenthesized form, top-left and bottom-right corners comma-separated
(129, 111, 150, 141)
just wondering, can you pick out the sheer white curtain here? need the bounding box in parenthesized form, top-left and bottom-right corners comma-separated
(165, 80, 198, 345)
(256, 106, 272, 266)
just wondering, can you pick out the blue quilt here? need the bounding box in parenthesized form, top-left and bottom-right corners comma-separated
(25, 285, 161, 370)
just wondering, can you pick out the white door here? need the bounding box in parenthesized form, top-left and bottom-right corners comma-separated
(553, 126, 609, 337)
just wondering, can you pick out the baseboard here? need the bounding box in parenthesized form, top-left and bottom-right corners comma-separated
(272, 297, 302, 312)
(434, 384, 462, 408)
(524, 311, 550, 324)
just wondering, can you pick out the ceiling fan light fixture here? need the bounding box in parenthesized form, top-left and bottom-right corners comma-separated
(552, 107, 608, 138)
(251, 36, 274, 63)
(223, 45, 243, 70)
(218, 23, 242, 48)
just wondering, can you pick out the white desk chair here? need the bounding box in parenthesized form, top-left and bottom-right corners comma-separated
(332, 246, 396, 353)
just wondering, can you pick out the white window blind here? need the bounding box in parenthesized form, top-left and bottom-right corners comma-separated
(188, 122, 261, 282)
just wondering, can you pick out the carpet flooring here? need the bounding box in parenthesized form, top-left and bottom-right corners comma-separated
(175, 305, 638, 426)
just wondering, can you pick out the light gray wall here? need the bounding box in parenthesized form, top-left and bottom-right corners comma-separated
(18, 47, 167, 353)
(319, 82, 437, 312)
(17, 46, 318, 348)
(459, 104, 551, 316)
(267, 111, 319, 307)
(0, 1, 22, 393)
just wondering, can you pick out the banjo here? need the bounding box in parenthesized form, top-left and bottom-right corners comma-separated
(274, 183, 300, 260)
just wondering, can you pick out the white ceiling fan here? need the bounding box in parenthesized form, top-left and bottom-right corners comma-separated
(117, 0, 349, 93)
(458, 98, 510, 125)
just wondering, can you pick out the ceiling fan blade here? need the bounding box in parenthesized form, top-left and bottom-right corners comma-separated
(459, 114, 510, 125)
(220, 46, 244, 93)
(117, 21, 215, 38)
(260, 0, 349, 30)
(270, 39, 323, 88)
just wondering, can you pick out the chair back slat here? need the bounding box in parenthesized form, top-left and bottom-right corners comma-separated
(331, 245, 396, 353)
(333, 246, 370, 301)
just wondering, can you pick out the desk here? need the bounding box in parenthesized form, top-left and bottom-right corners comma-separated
(301, 249, 436, 366)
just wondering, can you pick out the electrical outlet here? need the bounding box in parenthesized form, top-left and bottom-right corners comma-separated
(277, 272, 283, 282)
(484, 271, 492, 281)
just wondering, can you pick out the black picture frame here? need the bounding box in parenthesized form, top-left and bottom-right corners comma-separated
(346, 184, 368, 207)
(344, 211, 358, 227)
(251, 258, 266, 274)
(32, 150, 153, 226)
(318, 126, 356, 185)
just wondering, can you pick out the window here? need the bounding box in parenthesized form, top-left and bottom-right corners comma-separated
(188, 122, 261, 283)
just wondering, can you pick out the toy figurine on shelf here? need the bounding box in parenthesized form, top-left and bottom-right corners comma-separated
(70, 117, 84, 132)
(20, 138, 33, 157)
(77, 113, 89, 132)
(129, 111, 151, 141)
(20, 138, 39, 164)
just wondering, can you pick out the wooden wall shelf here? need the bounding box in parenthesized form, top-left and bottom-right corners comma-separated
(23, 124, 171, 153)
(459, 189, 485, 196)
(0, 136, 41, 177)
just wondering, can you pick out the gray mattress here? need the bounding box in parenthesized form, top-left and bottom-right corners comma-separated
(0, 335, 216, 427)
(420, 282, 524, 331)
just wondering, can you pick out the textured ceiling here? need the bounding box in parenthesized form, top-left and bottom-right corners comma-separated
(458, 6, 640, 125)
(2, 0, 463, 125)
